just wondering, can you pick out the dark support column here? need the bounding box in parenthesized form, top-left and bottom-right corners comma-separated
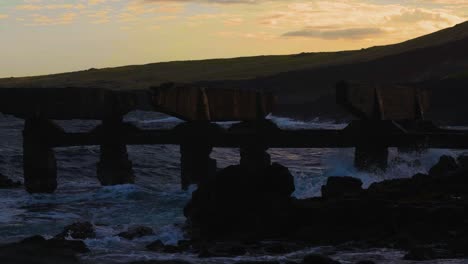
(97, 117, 135, 186)
(23, 118, 61, 194)
(345, 121, 394, 171)
(355, 145, 389, 171)
(176, 122, 221, 190)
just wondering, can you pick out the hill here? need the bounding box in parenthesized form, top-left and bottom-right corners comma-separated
(1, 21, 468, 124)
(1, 21, 468, 90)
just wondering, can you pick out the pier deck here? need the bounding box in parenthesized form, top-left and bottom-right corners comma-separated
(1, 82, 467, 193)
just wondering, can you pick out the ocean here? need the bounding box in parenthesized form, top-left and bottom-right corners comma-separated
(0, 111, 466, 264)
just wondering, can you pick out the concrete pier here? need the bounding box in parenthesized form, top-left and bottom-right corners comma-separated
(96, 117, 135, 185)
(177, 122, 220, 190)
(23, 118, 62, 193)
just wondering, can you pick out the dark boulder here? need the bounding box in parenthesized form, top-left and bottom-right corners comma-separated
(457, 154, 468, 170)
(185, 162, 295, 239)
(321, 176, 363, 199)
(404, 245, 452, 261)
(146, 240, 186, 254)
(0, 235, 89, 264)
(235, 262, 280, 264)
(302, 254, 341, 264)
(429, 155, 458, 177)
(146, 240, 165, 251)
(118, 226, 154, 240)
(0, 173, 21, 189)
(129, 261, 194, 264)
(55, 221, 96, 240)
(198, 242, 247, 258)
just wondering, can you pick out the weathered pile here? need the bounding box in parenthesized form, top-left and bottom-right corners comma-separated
(184, 154, 468, 261)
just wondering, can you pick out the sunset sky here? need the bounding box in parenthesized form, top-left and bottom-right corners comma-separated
(0, 0, 467, 78)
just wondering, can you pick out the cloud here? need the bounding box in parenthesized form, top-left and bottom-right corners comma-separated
(142, 0, 258, 4)
(283, 27, 385, 39)
(16, 4, 86, 11)
(27, 12, 77, 26)
(87, 10, 111, 24)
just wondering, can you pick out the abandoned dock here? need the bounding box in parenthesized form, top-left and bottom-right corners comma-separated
(1, 81, 467, 194)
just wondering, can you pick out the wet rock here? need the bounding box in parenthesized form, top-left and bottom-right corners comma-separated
(118, 226, 154, 240)
(404, 245, 451, 261)
(0, 235, 89, 264)
(146, 240, 165, 251)
(198, 243, 247, 258)
(129, 261, 194, 264)
(146, 240, 186, 254)
(263, 243, 290, 255)
(367, 178, 414, 199)
(0, 173, 21, 189)
(185, 162, 295, 239)
(163, 245, 183, 253)
(177, 240, 191, 250)
(321, 176, 363, 199)
(302, 254, 341, 264)
(235, 260, 280, 264)
(429, 155, 458, 177)
(56, 221, 96, 240)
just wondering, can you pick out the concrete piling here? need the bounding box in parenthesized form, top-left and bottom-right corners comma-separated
(23, 118, 61, 193)
(96, 117, 135, 185)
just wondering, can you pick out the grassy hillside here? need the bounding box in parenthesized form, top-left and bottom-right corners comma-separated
(0, 21, 467, 90)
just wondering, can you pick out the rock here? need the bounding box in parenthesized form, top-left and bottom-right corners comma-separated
(146, 240, 165, 251)
(198, 243, 247, 258)
(185, 162, 295, 239)
(321, 176, 363, 199)
(55, 222, 96, 240)
(177, 240, 191, 250)
(0, 173, 21, 189)
(266, 163, 296, 196)
(118, 226, 154, 240)
(263, 243, 290, 255)
(355, 261, 376, 264)
(457, 154, 468, 169)
(163, 245, 183, 253)
(129, 261, 194, 264)
(302, 254, 341, 264)
(235, 262, 280, 264)
(404, 246, 451, 261)
(429, 155, 458, 177)
(0, 235, 89, 264)
(404, 246, 437, 261)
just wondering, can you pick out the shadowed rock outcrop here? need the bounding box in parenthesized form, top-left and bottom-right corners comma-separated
(0, 235, 89, 264)
(184, 154, 468, 261)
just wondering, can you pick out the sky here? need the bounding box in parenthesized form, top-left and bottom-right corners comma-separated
(0, 0, 467, 78)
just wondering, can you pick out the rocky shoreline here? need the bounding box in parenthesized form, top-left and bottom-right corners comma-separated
(2, 154, 468, 263)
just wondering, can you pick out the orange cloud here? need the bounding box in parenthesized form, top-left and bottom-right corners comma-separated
(16, 4, 86, 11)
(27, 12, 77, 26)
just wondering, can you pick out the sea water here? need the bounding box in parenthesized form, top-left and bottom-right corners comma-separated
(0, 112, 466, 264)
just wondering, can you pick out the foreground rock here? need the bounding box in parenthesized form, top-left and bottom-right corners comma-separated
(55, 221, 96, 239)
(0, 235, 89, 264)
(0, 173, 21, 189)
(184, 154, 468, 261)
(119, 226, 154, 240)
